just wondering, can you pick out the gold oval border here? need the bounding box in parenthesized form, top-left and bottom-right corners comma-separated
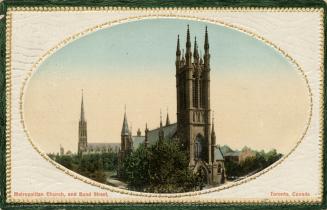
(6, 7, 324, 204)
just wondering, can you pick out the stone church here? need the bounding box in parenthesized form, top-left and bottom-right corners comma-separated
(77, 91, 120, 155)
(117, 26, 226, 186)
(77, 25, 225, 186)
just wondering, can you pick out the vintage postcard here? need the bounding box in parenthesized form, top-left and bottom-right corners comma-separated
(3, 5, 325, 206)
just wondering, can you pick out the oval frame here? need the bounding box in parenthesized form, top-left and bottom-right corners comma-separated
(18, 13, 313, 199)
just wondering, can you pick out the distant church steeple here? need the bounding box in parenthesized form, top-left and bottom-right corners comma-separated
(121, 105, 132, 152)
(78, 90, 87, 155)
(166, 108, 170, 126)
(80, 90, 85, 121)
(118, 106, 133, 177)
(121, 105, 129, 136)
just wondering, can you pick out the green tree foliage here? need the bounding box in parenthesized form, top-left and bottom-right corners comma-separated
(56, 155, 74, 170)
(101, 152, 118, 171)
(225, 149, 282, 179)
(123, 140, 204, 193)
(77, 153, 106, 183)
(53, 151, 118, 184)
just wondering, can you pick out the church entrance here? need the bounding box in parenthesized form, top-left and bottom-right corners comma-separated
(193, 162, 210, 189)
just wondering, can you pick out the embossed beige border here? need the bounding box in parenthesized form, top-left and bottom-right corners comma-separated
(5, 11, 12, 203)
(6, 7, 324, 204)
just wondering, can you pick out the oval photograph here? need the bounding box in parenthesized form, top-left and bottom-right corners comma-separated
(23, 19, 311, 193)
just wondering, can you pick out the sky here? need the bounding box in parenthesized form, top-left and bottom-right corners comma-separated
(23, 19, 311, 154)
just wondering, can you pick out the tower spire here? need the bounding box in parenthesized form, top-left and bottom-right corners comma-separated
(204, 26, 209, 52)
(204, 26, 210, 68)
(80, 89, 85, 122)
(186, 25, 191, 49)
(193, 36, 199, 63)
(78, 89, 87, 156)
(185, 25, 192, 65)
(121, 105, 129, 136)
(176, 35, 181, 56)
(176, 35, 181, 69)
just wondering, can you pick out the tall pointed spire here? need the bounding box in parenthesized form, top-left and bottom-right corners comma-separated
(165, 108, 170, 126)
(193, 36, 199, 62)
(204, 26, 209, 52)
(78, 89, 87, 155)
(185, 25, 192, 65)
(186, 25, 191, 49)
(176, 35, 182, 69)
(204, 26, 210, 68)
(121, 105, 129, 136)
(80, 89, 85, 122)
(176, 35, 181, 56)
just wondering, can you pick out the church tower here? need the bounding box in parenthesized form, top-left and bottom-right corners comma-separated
(118, 107, 133, 177)
(78, 90, 87, 155)
(175, 26, 212, 167)
(121, 107, 132, 153)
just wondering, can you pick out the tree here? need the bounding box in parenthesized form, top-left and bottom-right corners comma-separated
(123, 140, 203, 193)
(77, 154, 106, 183)
(123, 144, 150, 190)
(101, 152, 118, 171)
(224, 148, 282, 179)
(56, 155, 73, 170)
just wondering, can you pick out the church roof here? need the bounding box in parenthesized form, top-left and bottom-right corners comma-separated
(131, 123, 177, 149)
(214, 146, 225, 161)
(132, 136, 145, 150)
(219, 145, 233, 156)
(147, 123, 177, 145)
(130, 123, 224, 161)
(87, 143, 120, 150)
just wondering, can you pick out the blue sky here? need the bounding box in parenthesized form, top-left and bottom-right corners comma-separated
(36, 18, 292, 79)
